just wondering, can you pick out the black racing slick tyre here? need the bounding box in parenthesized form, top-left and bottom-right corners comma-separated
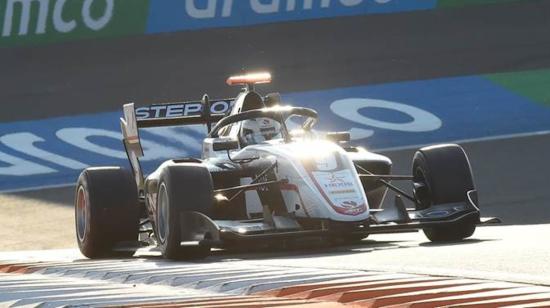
(75, 167, 139, 258)
(156, 163, 213, 260)
(412, 144, 477, 242)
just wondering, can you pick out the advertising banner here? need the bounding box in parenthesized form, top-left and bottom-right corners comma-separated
(146, 0, 437, 33)
(0, 0, 149, 47)
(1, 0, 529, 47)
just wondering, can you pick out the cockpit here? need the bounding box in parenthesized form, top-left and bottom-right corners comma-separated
(209, 106, 318, 150)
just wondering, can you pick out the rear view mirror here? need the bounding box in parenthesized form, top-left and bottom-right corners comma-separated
(264, 92, 282, 107)
(213, 139, 239, 151)
(326, 132, 351, 143)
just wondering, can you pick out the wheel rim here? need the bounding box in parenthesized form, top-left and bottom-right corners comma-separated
(76, 186, 87, 242)
(157, 183, 169, 244)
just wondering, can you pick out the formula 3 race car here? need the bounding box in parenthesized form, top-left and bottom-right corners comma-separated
(74, 72, 500, 259)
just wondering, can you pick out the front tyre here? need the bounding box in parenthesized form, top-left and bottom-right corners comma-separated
(156, 163, 213, 260)
(412, 144, 477, 242)
(75, 167, 139, 258)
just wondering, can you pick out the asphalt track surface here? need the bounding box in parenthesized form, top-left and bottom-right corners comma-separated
(1, 1, 550, 305)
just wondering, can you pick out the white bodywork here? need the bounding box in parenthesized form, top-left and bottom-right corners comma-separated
(203, 136, 370, 222)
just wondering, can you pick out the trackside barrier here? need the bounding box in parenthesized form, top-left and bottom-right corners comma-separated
(0, 0, 532, 47)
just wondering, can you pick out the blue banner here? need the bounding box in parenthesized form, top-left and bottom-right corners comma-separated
(146, 0, 437, 33)
(284, 76, 550, 149)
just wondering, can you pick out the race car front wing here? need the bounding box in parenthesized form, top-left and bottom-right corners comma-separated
(178, 190, 501, 247)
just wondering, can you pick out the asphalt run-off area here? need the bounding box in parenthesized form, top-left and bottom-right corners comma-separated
(1, 0, 550, 307)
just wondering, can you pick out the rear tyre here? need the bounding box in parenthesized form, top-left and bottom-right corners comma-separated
(412, 144, 477, 242)
(75, 167, 139, 258)
(156, 163, 213, 260)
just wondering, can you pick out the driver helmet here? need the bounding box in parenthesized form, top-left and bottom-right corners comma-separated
(240, 118, 281, 146)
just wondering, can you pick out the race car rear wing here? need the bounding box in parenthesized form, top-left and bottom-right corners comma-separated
(134, 98, 233, 128)
(120, 97, 234, 189)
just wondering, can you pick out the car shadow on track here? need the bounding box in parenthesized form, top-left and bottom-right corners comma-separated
(418, 238, 500, 247)
(67, 235, 498, 264)
(124, 238, 411, 263)
(183, 237, 497, 263)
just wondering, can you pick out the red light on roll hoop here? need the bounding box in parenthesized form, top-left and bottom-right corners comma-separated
(226, 72, 272, 86)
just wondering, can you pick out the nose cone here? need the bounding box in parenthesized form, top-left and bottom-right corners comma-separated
(291, 141, 369, 217)
(306, 158, 368, 216)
